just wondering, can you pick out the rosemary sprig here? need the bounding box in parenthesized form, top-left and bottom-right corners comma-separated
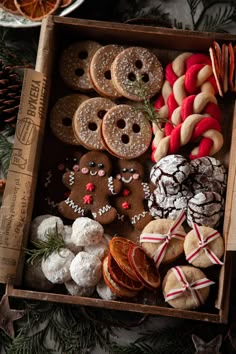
(25, 224, 66, 265)
(127, 75, 172, 129)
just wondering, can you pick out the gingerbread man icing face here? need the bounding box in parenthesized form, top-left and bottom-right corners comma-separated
(58, 151, 122, 224)
(114, 160, 154, 230)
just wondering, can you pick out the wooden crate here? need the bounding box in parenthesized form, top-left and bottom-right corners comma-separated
(1, 16, 236, 323)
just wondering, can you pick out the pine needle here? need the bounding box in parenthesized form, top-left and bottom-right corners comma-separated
(25, 223, 66, 265)
(0, 132, 13, 178)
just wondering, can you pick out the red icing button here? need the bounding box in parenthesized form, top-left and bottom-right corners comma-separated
(122, 188, 130, 196)
(86, 182, 95, 192)
(83, 195, 93, 204)
(122, 201, 130, 209)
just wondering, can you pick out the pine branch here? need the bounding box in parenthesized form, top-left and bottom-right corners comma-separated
(25, 224, 66, 265)
(0, 131, 13, 178)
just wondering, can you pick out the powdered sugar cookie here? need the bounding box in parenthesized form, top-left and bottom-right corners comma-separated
(50, 94, 88, 145)
(71, 217, 104, 247)
(30, 214, 64, 242)
(111, 46, 163, 101)
(70, 251, 102, 287)
(73, 97, 116, 150)
(163, 265, 214, 309)
(23, 261, 54, 292)
(184, 224, 224, 268)
(140, 212, 186, 267)
(63, 225, 83, 254)
(41, 248, 75, 284)
(96, 278, 117, 300)
(64, 279, 95, 297)
(84, 236, 109, 260)
(101, 104, 152, 159)
(59, 40, 102, 91)
(89, 44, 125, 98)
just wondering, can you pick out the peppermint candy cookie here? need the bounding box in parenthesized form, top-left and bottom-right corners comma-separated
(59, 40, 102, 91)
(101, 104, 152, 159)
(111, 46, 163, 101)
(73, 97, 116, 150)
(50, 94, 89, 145)
(89, 44, 125, 98)
(163, 265, 214, 310)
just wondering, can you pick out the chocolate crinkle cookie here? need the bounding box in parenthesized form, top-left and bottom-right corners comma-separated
(187, 191, 224, 228)
(188, 156, 227, 195)
(150, 155, 191, 196)
(148, 184, 193, 220)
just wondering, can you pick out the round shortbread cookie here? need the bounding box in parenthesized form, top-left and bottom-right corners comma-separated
(70, 251, 102, 287)
(50, 94, 89, 145)
(140, 218, 186, 264)
(101, 104, 152, 159)
(73, 97, 116, 150)
(59, 40, 102, 91)
(89, 44, 125, 98)
(111, 46, 163, 101)
(162, 265, 211, 309)
(184, 225, 224, 268)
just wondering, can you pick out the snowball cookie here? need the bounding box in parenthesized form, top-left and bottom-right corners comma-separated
(71, 217, 104, 247)
(184, 225, 224, 268)
(162, 265, 213, 310)
(140, 218, 186, 265)
(30, 214, 64, 242)
(84, 236, 109, 260)
(23, 261, 54, 292)
(63, 225, 83, 254)
(70, 251, 102, 287)
(41, 248, 75, 284)
(96, 278, 117, 301)
(64, 279, 95, 297)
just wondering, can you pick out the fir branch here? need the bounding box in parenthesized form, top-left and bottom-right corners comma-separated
(25, 224, 66, 265)
(0, 132, 13, 178)
(110, 342, 158, 354)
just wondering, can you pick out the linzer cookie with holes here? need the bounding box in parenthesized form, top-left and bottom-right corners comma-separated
(50, 94, 89, 145)
(140, 212, 186, 267)
(59, 40, 102, 91)
(114, 159, 154, 230)
(187, 156, 227, 196)
(58, 151, 122, 224)
(187, 191, 224, 228)
(163, 265, 214, 310)
(73, 97, 116, 150)
(184, 224, 224, 268)
(89, 44, 125, 98)
(111, 46, 163, 101)
(101, 104, 152, 159)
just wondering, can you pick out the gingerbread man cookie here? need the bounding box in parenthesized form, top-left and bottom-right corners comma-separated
(58, 151, 122, 224)
(114, 159, 154, 230)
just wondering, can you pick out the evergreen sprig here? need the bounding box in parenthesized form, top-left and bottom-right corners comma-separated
(25, 224, 66, 265)
(0, 131, 13, 178)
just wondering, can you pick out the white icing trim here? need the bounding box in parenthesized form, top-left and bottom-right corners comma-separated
(69, 171, 75, 186)
(131, 211, 148, 225)
(142, 182, 151, 199)
(65, 197, 85, 215)
(108, 176, 117, 195)
(44, 170, 52, 187)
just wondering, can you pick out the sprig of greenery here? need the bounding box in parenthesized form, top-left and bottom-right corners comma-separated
(25, 224, 66, 265)
(127, 75, 172, 129)
(0, 131, 13, 178)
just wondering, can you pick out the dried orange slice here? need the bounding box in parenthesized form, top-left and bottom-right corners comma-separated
(128, 244, 161, 290)
(102, 256, 138, 298)
(228, 43, 235, 92)
(0, 0, 19, 14)
(108, 253, 143, 291)
(14, 0, 61, 21)
(60, 0, 73, 7)
(109, 237, 139, 281)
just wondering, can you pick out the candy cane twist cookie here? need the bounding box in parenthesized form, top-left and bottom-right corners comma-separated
(89, 44, 125, 98)
(111, 46, 163, 101)
(59, 40, 102, 91)
(50, 94, 89, 145)
(101, 104, 152, 159)
(163, 265, 214, 309)
(73, 97, 116, 150)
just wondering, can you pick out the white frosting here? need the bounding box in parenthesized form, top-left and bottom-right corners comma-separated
(84, 237, 109, 260)
(96, 278, 117, 300)
(30, 214, 64, 242)
(63, 225, 83, 254)
(41, 248, 75, 284)
(71, 217, 104, 247)
(64, 279, 95, 297)
(70, 251, 102, 287)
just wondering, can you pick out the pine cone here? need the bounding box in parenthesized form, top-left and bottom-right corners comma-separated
(0, 60, 22, 128)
